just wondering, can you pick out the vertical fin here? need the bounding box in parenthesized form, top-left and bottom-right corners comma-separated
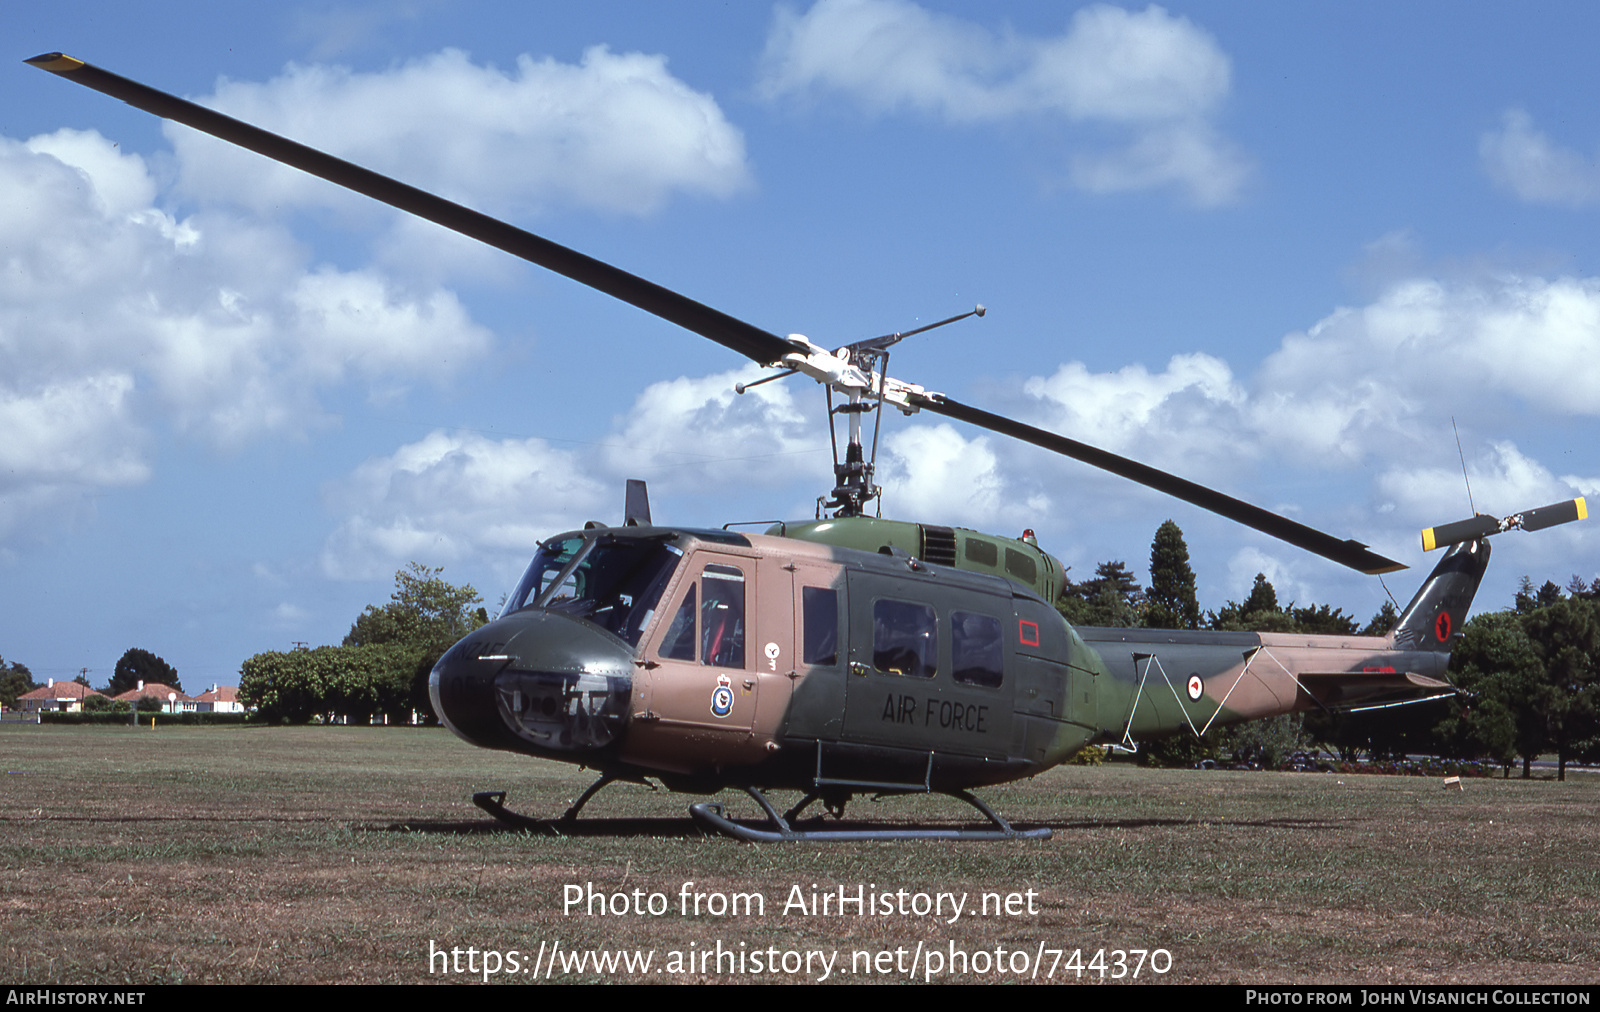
(1391, 539, 1490, 651)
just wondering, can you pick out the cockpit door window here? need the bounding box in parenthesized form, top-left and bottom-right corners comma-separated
(652, 560, 749, 669)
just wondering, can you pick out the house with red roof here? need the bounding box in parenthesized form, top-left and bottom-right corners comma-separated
(113, 680, 196, 713)
(18, 679, 106, 713)
(193, 683, 243, 713)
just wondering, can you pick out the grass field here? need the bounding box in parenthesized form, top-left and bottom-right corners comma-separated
(2, 724, 1596, 985)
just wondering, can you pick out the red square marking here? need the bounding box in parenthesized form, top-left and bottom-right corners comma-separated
(1018, 620, 1039, 647)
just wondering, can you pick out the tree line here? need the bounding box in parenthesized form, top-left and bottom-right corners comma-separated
(1055, 519, 1395, 636)
(238, 563, 488, 724)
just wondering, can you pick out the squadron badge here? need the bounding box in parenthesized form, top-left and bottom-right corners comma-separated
(710, 673, 735, 718)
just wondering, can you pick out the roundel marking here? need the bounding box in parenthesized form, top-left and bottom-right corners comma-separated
(710, 673, 735, 718)
(1186, 674, 1204, 701)
(1435, 611, 1452, 643)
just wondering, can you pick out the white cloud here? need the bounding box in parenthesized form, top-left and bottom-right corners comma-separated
(273, 602, 311, 625)
(0, 376, 149, 538)
(0, 128, 496, 537)
(1023, 4, 1230, 121)
(600, 366, 825, 494)
(1481, 109, 1600, 207)
(879, 423, 1048, 531)
(1224, 546, 1319, 612)
(1023, 352, 1244, 461)
(1262, 276, 1600, 426)
(172, 47, 751, 219)
(1067, 121, 1249, 205)
(1376, 442, 1582, 524)
(760, 0, 1249, 204)
(319, 365, 835, 579)
(321, 431, 611, 580)
(1009, 272, 1600, 565)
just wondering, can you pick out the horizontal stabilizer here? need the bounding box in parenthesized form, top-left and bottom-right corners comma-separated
(1298, 670, 1451, 708)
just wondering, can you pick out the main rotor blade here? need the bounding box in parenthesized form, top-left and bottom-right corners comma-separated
(26, 53, 796, 368)
(913, 393, 1406, 575)
(32, 53, 1408, 575)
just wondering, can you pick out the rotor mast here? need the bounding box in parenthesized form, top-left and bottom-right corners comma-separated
(738, 307, 985, 518)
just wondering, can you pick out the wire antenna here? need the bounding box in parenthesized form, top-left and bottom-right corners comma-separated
(1452, 418, 1475, 515)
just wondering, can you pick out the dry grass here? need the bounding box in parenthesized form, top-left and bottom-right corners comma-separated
(2, 724, 1596, 984)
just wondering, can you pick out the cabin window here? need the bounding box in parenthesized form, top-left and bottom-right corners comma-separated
(873, 600, 937, 678)
(502, 537, 584, 618)
(951, 611, 1004, 688)
(802, 586, 838, 666)
(701, 564, 746, 668)
(660, 585, 697, 661)
(504, 536, 680, 647)
(656, 563, 747, 667)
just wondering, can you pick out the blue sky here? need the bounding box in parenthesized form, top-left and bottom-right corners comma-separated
(6, 2, 1600, 689)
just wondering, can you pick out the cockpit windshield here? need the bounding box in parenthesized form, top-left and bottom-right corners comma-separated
(501, 535, 682, 647)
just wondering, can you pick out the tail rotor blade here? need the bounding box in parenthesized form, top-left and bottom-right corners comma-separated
(1521, 497, 1587, 532)
(1421, 516, 1502, 553)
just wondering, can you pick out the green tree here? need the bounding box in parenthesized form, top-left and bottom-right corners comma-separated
(1361, 600, 1399, 636)
(1437, 611, 1541, 774)
(1144, 520, 1200, 630)
(239, 648, 325, 724)
(0, 657, 39, 710)
(1244, 573, 1279, 614)
(344, 563, 487, 723)
(1537, 580, 1564, 609)
(1521, 598, 1600, 781)
(1225, 714, 1310, 769)
(109, 648, 181, 695)
(1209, 573, 1296, 632)
(345, 562, 486, 650)
(1057, 561, 1143, 626)
(1141, 729, 1222, 767)
(1512, 576, 1563, 613)
(239, 563, 488, 725)
(1290, 603, 1359, 635)
(1514, 576, 1537, 614)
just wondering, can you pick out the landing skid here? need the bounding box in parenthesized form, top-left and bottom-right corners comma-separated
(474, 776, 1049, 841)
(473, 772, 653, 830)
(689, 786, 1051, 842)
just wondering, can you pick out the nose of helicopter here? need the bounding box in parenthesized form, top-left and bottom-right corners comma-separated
(429, 610, 636, 758)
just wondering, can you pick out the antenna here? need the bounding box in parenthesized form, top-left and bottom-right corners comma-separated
(1452, 418, 1475, 515)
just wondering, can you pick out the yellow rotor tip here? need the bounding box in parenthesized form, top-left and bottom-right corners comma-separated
(1578, 497, 1588, 521)
(26, 53, 85, 73)
(1421, 527, 1438, 553)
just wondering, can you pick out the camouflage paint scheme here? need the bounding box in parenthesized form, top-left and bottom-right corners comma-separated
(429, 521, 1484, 797)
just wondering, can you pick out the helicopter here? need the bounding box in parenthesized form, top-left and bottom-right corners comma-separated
(31, 52, 1588, 841)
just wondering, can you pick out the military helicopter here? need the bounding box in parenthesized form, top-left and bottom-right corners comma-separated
(32, 53, 1588, 841)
